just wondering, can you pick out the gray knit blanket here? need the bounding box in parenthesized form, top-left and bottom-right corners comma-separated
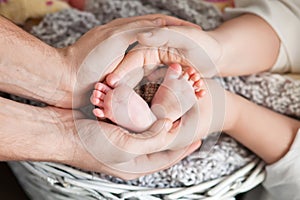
(8, 0, 300, 188)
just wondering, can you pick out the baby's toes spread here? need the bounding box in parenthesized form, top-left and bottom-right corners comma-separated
(93, 108, 105, 118)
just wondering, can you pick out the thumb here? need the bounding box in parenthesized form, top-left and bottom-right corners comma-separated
(137, 26, 199, 50)
(137, 26, 219, 77)
(136, 118, 173, 139)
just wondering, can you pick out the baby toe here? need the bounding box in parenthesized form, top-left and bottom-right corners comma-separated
(190, 73, 200, 82)
(182, 71, 190, 80)
(186, 66, 196, 76)
(196, 90, 206, 99)
(90, 96, 101, 106)
(193, 79, 204, 90)
(106, 73, 121, 88)
(165, 63, 182, 80)
(95, 82, 111, 93)
(93, 90, 104, 99)
(93, 108, 105, 118)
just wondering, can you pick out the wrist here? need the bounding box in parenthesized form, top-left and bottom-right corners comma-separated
(0, 98, 70, 162)
(42, 107, 82, 164)
(222, 91, 241, 133)
(55, 47, 77, 108)
(0, 16, 75, 108)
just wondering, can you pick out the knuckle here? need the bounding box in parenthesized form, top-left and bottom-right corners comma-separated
(127, 20, 143, 28)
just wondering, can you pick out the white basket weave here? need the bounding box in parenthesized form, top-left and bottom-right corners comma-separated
(9, 158, 265, 200)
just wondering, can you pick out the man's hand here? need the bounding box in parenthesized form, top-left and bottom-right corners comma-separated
(105, 25, 222, 88)
(59, 14, 198, 108)
(109, 14, 281, 87)
(47, 106, 201, 180)
(0, 96, 200, 180)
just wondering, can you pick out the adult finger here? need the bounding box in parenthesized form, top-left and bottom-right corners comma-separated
(75, 118, 179, 165)
(111, 140, 202, 178)
(106, 43, 193, 87)
(105, 14, 201, 29)
(137, 26, 221, 77)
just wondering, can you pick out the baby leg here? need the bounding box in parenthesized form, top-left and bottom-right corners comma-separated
(91, 83, 157, 133)
(151, 63, 204, 122)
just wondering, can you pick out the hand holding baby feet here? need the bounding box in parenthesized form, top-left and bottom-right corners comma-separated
(90, 82, 157, 133)
(151, 63, 204, 122)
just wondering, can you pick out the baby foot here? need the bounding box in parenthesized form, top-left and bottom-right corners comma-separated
(151, 63, 204, 121)
(106, 46, 160, 88)
(106, 50, 145, 88)
(91, 83, 157, 132)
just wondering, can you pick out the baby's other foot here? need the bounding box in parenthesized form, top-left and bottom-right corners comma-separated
(184, 66, 206, 98)
(90, 83, 111, 118)
(91, 83, 156, 132)
(151, 64, 204, 121)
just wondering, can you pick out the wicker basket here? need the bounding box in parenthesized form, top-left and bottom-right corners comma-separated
(9, 158, 265, 200)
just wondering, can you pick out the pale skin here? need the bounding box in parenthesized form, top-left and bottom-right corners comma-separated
(0, 11, 299, 181)
(0, 14, 202, 179)
(90, 63, 205, 132)
(109, 14, 300, 164)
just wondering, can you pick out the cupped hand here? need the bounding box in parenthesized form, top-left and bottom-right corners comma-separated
(46, 15, 204, 179)
(106, 25, 222, 88)
(58, 14, 198, 108)
(161, 79, 226, 151)
(47, 106, 201, 180)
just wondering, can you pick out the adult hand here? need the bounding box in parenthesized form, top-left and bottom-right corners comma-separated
(0, 14, 197, 109)
(59, 14, 198, 108)
(0, 89, 200, 181)
(45, 106, 201, 180)
(160, 79, 227, 151)
(105, 25, 222, 88)
(111, 14, 280, 83)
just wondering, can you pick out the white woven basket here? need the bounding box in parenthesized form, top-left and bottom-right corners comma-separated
(9, 158, 265, 200)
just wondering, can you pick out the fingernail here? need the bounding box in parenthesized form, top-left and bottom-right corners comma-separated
(141, 32, 153, 38)
(153, 18, 163, 25)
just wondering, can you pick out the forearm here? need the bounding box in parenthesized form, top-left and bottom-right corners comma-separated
(208, 14, 280, 77)
(0, 97, 74, 162)
(0, 16, 72, 107)
(225, 92, 300, 164)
